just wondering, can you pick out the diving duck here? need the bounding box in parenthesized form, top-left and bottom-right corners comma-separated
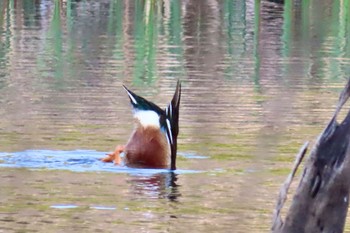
(101, 81, 181, 170)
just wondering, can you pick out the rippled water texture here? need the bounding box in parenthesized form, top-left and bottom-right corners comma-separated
(0, 150, 203, 173)
(1, 0, 350, 232)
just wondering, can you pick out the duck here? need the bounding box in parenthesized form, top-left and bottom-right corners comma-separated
(101, 81, 181, 170)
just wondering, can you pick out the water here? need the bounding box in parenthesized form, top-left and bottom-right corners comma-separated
(0, 150, 203, 173)
(1, 0, 350, 232)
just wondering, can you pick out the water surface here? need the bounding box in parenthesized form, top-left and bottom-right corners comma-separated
(1, 0, 350, 232)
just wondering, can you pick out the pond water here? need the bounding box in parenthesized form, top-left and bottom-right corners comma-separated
(1, 0, 350, 232)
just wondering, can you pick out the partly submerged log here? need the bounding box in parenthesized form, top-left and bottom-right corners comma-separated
(272, 79, 350, 233)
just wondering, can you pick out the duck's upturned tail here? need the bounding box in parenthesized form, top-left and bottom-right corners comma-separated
(165, 81, 181, 170)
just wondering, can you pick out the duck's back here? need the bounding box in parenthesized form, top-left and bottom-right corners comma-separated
(124, 127, 169, 168)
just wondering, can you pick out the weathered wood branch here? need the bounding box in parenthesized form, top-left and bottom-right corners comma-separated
(272, 79, 350, 233)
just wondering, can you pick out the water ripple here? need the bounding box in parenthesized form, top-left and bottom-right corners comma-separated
(0, 150, 202, 174)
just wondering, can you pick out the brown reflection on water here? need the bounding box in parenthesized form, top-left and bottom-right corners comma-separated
(255, 1, 290, 148)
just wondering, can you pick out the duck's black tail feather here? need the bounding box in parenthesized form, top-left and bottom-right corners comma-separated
(165, 80, 181, 170)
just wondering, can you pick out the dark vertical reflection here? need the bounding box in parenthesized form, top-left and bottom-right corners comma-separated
(22, 0, 41, 27)
(255, 0, 284, 86)
(127, 172, 180, 202)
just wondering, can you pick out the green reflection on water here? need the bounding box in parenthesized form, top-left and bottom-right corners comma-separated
(36, 0, 65, 90)
(0, 0, 12, 88)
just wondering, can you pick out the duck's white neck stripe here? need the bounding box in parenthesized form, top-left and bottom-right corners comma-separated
(125, 91, 137, 105)
(166, 119, 173, 144)
(134, 110, 160, 128)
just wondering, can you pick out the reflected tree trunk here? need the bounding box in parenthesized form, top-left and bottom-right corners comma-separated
(272, 79, 350, 233)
